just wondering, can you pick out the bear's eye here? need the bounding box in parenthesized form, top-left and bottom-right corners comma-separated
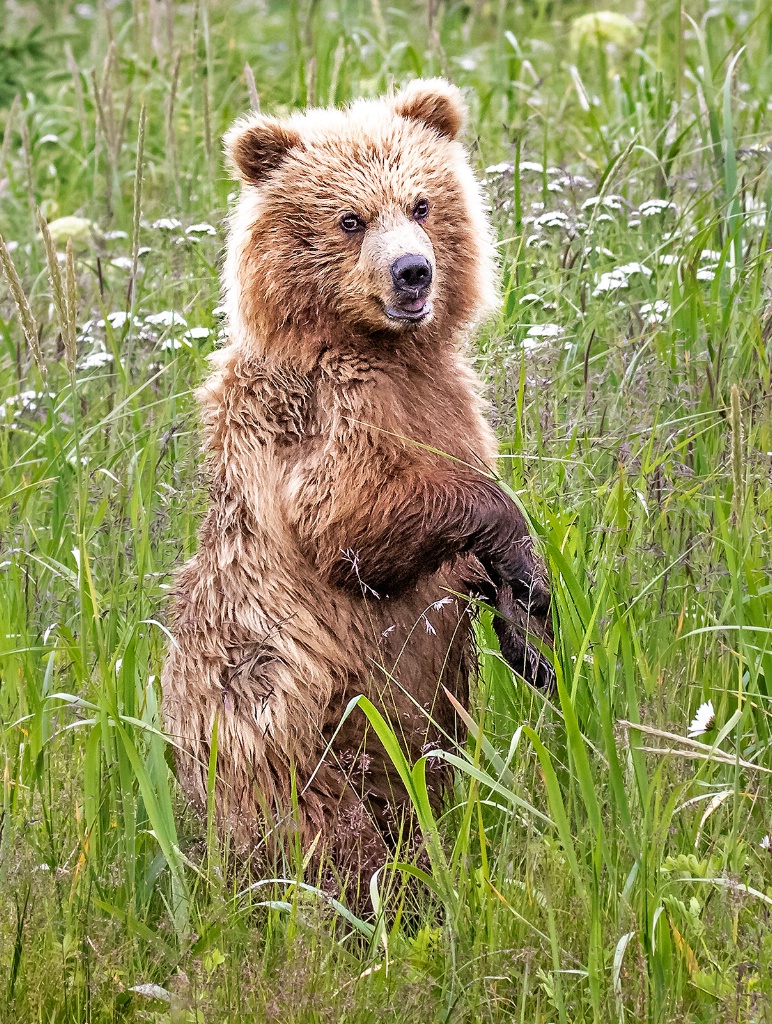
(412, 199, 430, 222)
(339, 213, 366, 233)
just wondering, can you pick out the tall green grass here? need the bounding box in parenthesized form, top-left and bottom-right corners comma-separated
(0, 0, 771, 1020)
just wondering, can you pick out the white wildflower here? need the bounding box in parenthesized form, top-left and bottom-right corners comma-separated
(687, 699, 715, 738)
(520, 293, 541, 304)
(137, 246, 151, 257)
(0, 390, 52, 420)
(618, 262, 652, 277)
(520, 160, 545, 173)
(129, 984, 172, 1005)
(638, 199, 677, 216)
(104, 229, 129, 241)
(640, 300, 670, 324)
(593, 269, 630, 295)
(696, 267, 716, 281)
(144, 310, 187, 328)
(582, 194, 626, 212)
(183, 326, 211, 341)
(700, 249, 722, 262)
(761, 835, 771, 851)
(485, 161, 512, 175)
(96, 311, 132, 330)
(659, 254, 679, 266)
(526, 323, 564, 338)
(110, 256, 133, 271)
(535, 211, 570, 228)
(523, 338, 546, 352)
(212, 304, 227, 317)
(160, 337, 190, 351)
(186, 222, 217, 236)
(152, 218, 182, 231)
(78, 348, 114, 370)
(593, 213, 615, 224)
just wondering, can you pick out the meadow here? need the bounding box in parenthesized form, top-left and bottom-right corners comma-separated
(0, 0, 771, 1020)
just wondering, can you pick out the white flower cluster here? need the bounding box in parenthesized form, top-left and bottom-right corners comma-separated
(76, 308, 214, 370)
(640, 300, 670, 325)
(151, 218, 218, 239)
(593, 262, 652, 296)
(0, 390, 54, 421)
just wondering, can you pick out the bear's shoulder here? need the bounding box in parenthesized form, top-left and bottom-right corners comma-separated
(198, 345, 314, 445)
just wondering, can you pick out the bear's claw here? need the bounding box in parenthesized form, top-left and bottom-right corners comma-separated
(493, 581, 555, 691)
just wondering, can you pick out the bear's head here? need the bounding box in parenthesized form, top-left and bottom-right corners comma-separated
(223, 79, 497, 356)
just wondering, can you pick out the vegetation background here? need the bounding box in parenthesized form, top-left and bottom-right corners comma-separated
(0, 0, 771, 1020)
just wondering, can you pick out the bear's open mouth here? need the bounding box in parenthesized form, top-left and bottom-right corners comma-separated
(382, 298, 433, 323)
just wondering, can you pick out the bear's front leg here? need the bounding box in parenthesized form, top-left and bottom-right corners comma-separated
(300, 464, 552, 684)
(306, 468, 541, 595)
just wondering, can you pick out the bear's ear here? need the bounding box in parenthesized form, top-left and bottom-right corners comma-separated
(392, 78, 466, 140)
(223, 115, 303, 185)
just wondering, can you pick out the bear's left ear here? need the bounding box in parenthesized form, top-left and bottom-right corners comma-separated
(223, 114, 303, 185)
(392, 78, 466, 140)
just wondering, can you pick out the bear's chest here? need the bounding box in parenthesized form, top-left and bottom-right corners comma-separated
(315, 354, 495, 464)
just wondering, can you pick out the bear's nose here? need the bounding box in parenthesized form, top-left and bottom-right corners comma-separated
(391, 254, 432, 292)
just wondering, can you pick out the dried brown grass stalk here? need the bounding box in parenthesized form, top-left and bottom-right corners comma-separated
(90, 64, 116, 214)
(129, 103, 147, 307)
(165, 52, 182, 207)
(0, 94, 21, 169)
(244, 63, 260, 112)
(328, 39, 345, 107)
(19, 116, 36, 224)
(100, 41, 118, 158)
(64, 44, 89, 148)
(64, 239, 78, 374)
(38, 210, 76, 373)
(730, 384, 744, 523)
(0, 235, 44, 378)
(115, 84, 134, 167)
(202, 79, 213, 173)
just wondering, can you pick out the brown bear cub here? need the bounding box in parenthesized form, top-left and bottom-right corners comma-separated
(162, 79, 551, 885)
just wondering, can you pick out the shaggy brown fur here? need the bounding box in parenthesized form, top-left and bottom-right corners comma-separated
(161, 79, 551, 884)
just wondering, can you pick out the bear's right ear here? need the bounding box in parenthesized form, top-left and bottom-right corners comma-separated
(223, 115, 303, 185)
